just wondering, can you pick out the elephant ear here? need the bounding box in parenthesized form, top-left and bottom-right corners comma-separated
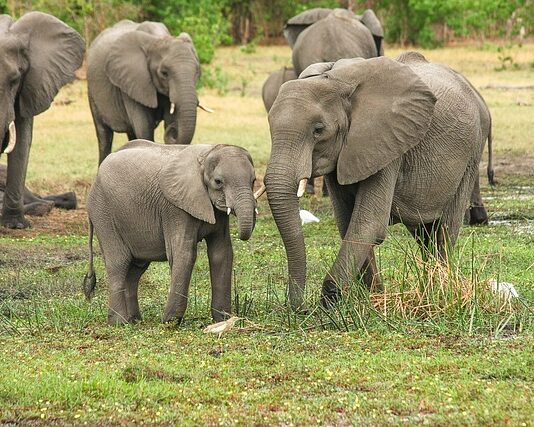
(0, 15, 13, 34)
(136, 21, 170, 38)
(283, 8, 332, 48)
(359, 9, 384, 56)
(330, 56, 436, 185)
(106, 31, 158, 108)
(159, 146, 216, 224)
(10, 12, 85, 118)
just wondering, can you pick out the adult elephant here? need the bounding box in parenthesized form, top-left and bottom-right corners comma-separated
(264, 53, 492, 310)
(87, 20, 208, 165)
(0, 12, 84, 229)
(285, 7, 384, 195)
(262, 67, 297, 113)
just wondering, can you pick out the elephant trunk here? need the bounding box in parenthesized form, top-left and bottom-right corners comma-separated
(231, 187, 256, 241)
(168, 80, 198, 145)
(265, 163, 307, 310)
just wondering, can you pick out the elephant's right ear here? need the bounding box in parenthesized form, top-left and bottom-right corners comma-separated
(106, 31, 158, 108)
(283, 8, 332, 47)
(0, 15, 13, 33)
(159, 147, 216, 224)
(332, 57, 436, 185)
(359, 10, 384, 56)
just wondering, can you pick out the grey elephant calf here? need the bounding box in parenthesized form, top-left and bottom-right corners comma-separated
(83, 140, 258, 325)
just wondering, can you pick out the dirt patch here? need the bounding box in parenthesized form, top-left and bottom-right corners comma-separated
(0, 207, 88, 239)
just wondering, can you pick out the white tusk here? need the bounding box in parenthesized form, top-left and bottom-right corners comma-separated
(5, 121, 16, 154)
(297, 178, 308, 198)
(255, 208, 259, 215)
(227, 207, 231, 216)
(254, 183, 266, 200)
(170, 103, 175, 114)
(198, 103, 214, 113)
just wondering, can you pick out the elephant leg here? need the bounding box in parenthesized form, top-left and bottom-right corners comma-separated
(122, 95, 155, 141)
(467, 173, 488, 225)
(126, 131, 137, 142)
(23, 200, 54, 217)
(1, 116, 33, 229)
(106, 260, 131, 326)
(42, 192, 77, 210)
(124, 260, 150, 322)
(321, 163, 399, 306)
(324, 172, 355, 238)
(361, 251, 382, 292)
(206, 226, 233, 322)
(437, 165, 479, 258)
(90, 97, 114, 166)
(162, 237, 197, 324)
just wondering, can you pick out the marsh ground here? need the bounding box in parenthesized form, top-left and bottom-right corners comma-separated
(0, 43, 533, 425)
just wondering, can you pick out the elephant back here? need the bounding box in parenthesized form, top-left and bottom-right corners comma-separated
(293, 14, 376, 75)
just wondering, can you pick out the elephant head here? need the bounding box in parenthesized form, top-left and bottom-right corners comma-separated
(0, 12, 84, 154)
(160, 145, 257, 240)
(106, 31, 201, 145)
(265, 57, 436, 309)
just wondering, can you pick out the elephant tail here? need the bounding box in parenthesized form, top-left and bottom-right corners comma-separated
(486, 114, 495, 186)
(83, 219, 97, 300)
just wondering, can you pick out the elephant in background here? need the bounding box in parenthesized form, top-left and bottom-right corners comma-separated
(265, 53, 492, 310)
(0, 12, 84, 228)
(262, 67, 297, 113)
(0, 164, 77, 216)
(284, 7, 384, 195)
(83, 140, 258, 325)
(88, 20, 208, 165)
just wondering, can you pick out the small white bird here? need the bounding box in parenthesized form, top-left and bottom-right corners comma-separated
(203, 316, 240, 339)
(299, 209, 320, 225)
(489, 280, 519, 300)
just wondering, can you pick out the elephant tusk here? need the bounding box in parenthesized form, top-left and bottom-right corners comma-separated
(5, 121, 16, 154)
(198, 103, 214, 113)
(254, 183, 266, 199)
(255, 208, 259, 215)
(297, 178, 308, 198)
(170, 102, 175, 115)
(227, 207, 231, 216)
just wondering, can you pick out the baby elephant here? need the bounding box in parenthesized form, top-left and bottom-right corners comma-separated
(83, 140, 258, 325)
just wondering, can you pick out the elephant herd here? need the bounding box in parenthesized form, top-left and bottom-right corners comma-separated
(0, 9, 495, 324)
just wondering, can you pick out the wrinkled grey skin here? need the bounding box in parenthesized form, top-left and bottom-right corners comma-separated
(262, 67, 297, 112)
(87, 20, 201, 165)
(0, 12, 84, 228)
(284, 8, 384, 195)
(265, 53, 492, 310)
(83, 140, 257, 325)
(285, 8, 384, 76)
(0, 164, 76, 216)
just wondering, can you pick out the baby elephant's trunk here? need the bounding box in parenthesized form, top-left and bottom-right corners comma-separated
(83, 219, 97, 300)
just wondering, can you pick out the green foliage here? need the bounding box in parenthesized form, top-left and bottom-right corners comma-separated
(138, 0, 232, 63)
(198, 65, 229, 95)
(0, 0, 7, 14)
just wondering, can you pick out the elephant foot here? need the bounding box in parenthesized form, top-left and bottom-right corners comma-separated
(1, 211, 31, 229)
(162, 314, 183, 325)
(24, 201, 54, 217)
(211, 310, 230, 323)
(43, 192, 77, 210)
(107, 310, 131, 326)
(83, 272, 97, 300)
(321, 279, 340, 307)
(468, 206, 489, 226)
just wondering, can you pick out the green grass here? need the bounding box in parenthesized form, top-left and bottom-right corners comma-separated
(0, 43, 533, 425)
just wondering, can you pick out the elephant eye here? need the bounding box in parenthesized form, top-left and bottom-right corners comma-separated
(214, 178, 223, 187)
(313, 123, 326, 137)
(160, 69, 169, 78)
